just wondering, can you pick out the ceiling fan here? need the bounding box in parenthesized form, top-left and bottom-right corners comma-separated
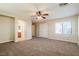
(32, 4, 49, 20)
(35, 11, 48, 19)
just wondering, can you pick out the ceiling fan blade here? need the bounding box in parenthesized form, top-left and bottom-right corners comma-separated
(42, 13, 48, 16)
(42, 16, 46, 19)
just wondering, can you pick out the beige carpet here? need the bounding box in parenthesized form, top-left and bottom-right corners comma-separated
(0, 37, 79, 56)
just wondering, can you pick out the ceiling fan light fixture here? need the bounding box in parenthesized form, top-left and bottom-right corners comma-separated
(37, 16, 42, 19)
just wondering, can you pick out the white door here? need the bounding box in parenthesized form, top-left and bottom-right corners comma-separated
(0, 16, 14, 43)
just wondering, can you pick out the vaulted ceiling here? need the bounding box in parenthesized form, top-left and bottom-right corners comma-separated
(0, 3, 79, 22)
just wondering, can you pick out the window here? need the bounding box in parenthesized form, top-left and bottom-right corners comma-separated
(55, 23, 62, 34)
(63, 22, 72, 34)
(55, 21, 72, 34)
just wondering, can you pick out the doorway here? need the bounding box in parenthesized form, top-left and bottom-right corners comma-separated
(32, 23, 36, 37)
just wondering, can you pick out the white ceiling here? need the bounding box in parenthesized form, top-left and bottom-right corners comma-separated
(0, 3, 79, 22)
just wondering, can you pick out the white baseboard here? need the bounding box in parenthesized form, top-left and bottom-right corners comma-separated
(0, 40, 13, 43)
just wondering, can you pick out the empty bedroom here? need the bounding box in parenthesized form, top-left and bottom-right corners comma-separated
(0, 3, 79, 56)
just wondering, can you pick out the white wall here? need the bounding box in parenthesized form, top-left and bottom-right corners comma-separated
(48, 15, 78, 43)
(26, 19, 32, 40)
(78, 14, 79, 45)
(37, 22, 48, 38)
(37, 15, 78, 43)
(0, 16, 14, 43)
(39, 23, 48, 38)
